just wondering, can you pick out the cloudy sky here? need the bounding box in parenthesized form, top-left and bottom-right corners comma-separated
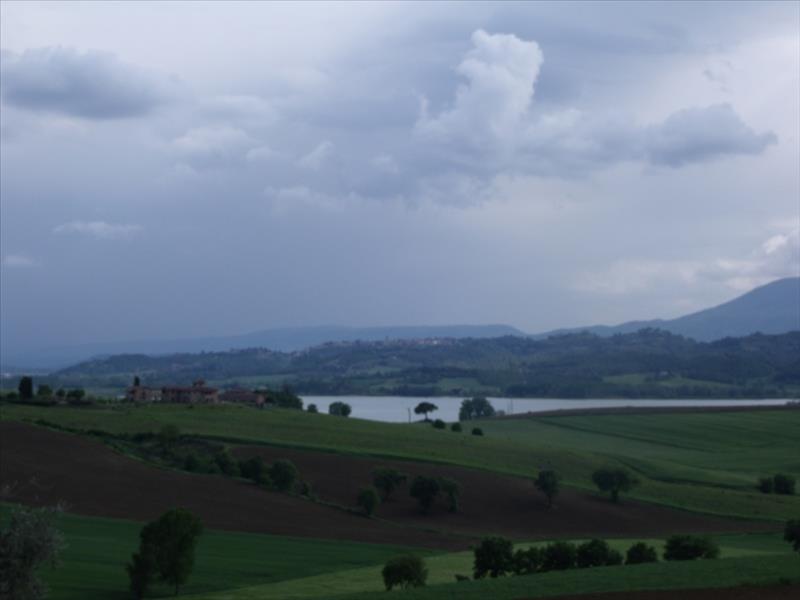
(1, 1, 798, 353)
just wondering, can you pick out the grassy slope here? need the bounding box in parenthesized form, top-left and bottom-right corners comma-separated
(2, 403, 799, 520)
(0, 506, 427, 600)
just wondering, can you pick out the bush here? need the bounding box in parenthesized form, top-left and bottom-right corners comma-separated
(382, 555, 427, 590)
(372, 468, 408, 501)
(576, 539, 620, 568)
(269, 460, 298, 491)
(306, 403, 318, 413)
(328, 401, 352, 417)
(512, 547, 542, 575)
(758, 476, 774, 493)
(774, 474, 796, 495)
(432, 419, 446, 430)
(473, 536, 514, 579)
(239, 456, 269, 485)
(784, 519, 800, 553)
(451, 423, 462, 432)
(409, 476, 440, 513)
(357, 486, 380, 516)
(625, 542, 658, 564)
(663, 535, 719, 561)
(471, 427, 484, 436)
(541, 541, 577, 571)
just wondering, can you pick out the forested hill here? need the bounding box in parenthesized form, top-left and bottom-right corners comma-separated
(50, 329, 800, 399)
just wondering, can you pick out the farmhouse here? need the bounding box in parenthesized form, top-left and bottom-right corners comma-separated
(126, 383, 162, 403)
(161, 380, 219, 404)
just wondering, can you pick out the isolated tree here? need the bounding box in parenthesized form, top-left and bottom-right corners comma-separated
(773, 474, 796, 495)
(576, 539, 622, 568)
(784, 519, 800, 553)
(414, 401, 438, 421)
(459, 397, 496, 420)
(473, 536, 514, 579)
(17, 376, 33, 400)
(382, 555, 428, 590)
(592, 468, 638, 502)
(625, 542, 658, 565)
(512, 547, 542, 575)
(663, 535, 719, 561)
(138, 507, 203, 596)
(541, 541, 578, 571)
(409, 475, 440, 513)
(269, 459, 298, 491)
(36, 384, 53, 398)
(357, 486, 381, 517)
(451, 422, 462, 432)
(306, 403, 318, 413)
(328, 401, 352, 417)
(372, 468, 407, 501)
(534, 470, 560, 508)
(0, 505, 65, 600)
(439, 477, 461, 513)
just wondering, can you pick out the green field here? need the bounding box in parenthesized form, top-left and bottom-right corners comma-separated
(3, 402, 799, 521)
(0, 506, 426, 600)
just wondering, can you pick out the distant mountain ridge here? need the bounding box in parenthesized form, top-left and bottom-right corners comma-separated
(535, 277, 800, 342)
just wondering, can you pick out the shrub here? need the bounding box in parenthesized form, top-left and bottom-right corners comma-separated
(663, 535, 719, 561)
(451, 422, 462, 432)
(409, 476, 440, 513)
(372, 468, 408, 501)
(541, 541, 578, 571)
(357, 486, 381, 516)
(471, 427, 484, 436)
(784, 519, 800, 553)
(269, 460, 298, 491)
(473, 536, 514, 579)
(512, 547, 542, 575)
(439, 477, 461, 513)
(432, 419, 446, 430)
(592, 468, 638, 502)
(454, 573, 470, 582)
(758, 476, 774, 493)
(576, 539, 620, 568)
(626, 542, 658, 564)
(774, 474, 796, 495)
(382, 555, 427, 590)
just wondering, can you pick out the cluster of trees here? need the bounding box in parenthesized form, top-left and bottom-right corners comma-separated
(328, 401, 352, 417)
(238, 456, 299, 491)
(531, 467, 638, 508)
(469, 534, 721, 580)
(9, 376, 88, 403)
(381, 554, 428, 590)
(127, 508, 203, 598)
(357, 467, 462, 516)
(459, 397, 496, 420)
(757, 473, 796, 495)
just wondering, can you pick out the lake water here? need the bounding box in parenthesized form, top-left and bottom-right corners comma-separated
(300, 396, 793, 423)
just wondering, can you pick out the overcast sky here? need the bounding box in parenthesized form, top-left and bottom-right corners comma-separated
(1, 1, 798, 352)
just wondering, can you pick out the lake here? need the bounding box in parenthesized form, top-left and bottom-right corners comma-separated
(300, 396, 793, 423)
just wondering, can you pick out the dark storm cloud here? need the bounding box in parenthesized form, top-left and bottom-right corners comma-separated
(0, 47, 171, 119)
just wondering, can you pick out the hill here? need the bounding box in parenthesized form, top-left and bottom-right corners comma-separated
(537, 277, 799, 341)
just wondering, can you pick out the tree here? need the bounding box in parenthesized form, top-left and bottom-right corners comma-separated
(127, 550, 155, 599)
(512, 547, 542, 575)
(409, 476, 440, 513)
(213, 449, 239, 477)
(784, 519, 800, 553)
(451, 422, 462, 432)
(269, 459, 298, 491)
(55, 388, 66, 399)
(439, 478, 461, 513)
(541, 541, 577, 571)
(663, 535, 719, 561)
(592, 468, 638, 502)
(414, 401, 438, 421)
(328, 401, 352, 417)
(382, 555, 428, 590)
(576, 539, 621, 568)
(432, 418, 445, 430)
(306, 403, 318, 413)
(372, 468, 407, 501)
(625, 542, 658, 565)
(18, 376, 33, 400)
(158, 424, 181, 451)
(357, 486, 380, 516)
(0, 505, 65, 600)
(133, 375, 141, 387)
(471, 427, 484, 436)
(473, 536, 514, 579)
(459, 397, 496, 420)
(773, 474, 796, 495)
(36, 384, 53, 398)
(534, 470, 560, 508)
(137, 508, 203, 595)
(758, 476, 774, 493)
(66, 389, 86, 401)
(239, 456, 269, 485)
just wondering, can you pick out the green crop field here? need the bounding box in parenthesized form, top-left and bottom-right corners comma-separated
(0, 506, 427, 600)
(2, 403, 799, 520)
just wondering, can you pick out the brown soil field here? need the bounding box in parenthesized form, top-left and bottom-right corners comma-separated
(232, 445, 772, 540)
(0, 421, 466, 549)
(543, 584, 800, 600)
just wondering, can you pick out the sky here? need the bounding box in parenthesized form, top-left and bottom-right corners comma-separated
(1, 0, 799, 353)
